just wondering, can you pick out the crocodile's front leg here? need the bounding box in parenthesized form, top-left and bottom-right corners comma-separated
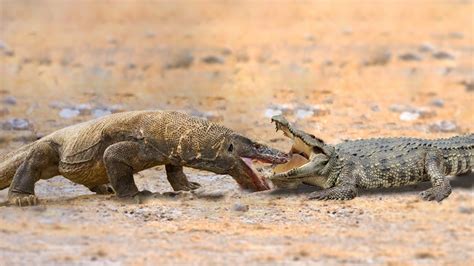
(308, 165, 359, 200)
(165, 164, 201, 191)
(420, 151, 452, 202)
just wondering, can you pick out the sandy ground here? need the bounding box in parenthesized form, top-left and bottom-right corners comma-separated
(0, 1, 473, 265)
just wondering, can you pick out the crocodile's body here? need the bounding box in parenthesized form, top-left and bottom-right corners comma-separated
(0, 111, 287, 206)
(270, 115, 473, 201)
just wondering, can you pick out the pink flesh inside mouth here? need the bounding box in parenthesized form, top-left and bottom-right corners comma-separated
(241, 157, 271, 191)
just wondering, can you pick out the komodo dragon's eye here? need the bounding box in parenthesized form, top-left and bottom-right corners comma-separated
(228, 143, 234, 152)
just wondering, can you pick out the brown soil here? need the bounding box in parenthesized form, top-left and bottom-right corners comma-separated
(0, 1, 473, 265)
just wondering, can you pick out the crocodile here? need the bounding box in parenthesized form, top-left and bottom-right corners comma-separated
(0, 111, 288, 206)
(269, 115, 473, 202)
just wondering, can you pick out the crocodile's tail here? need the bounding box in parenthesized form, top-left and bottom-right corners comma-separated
(0, 142, 36, 190)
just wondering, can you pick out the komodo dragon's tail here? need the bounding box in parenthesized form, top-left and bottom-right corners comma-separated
(0, 142, 37, 190)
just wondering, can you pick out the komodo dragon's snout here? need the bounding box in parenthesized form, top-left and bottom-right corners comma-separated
(223, 134, 288, 191)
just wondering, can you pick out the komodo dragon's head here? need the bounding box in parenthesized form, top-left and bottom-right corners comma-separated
(226, 134, 289, 191)
(194, 133, 288, 191)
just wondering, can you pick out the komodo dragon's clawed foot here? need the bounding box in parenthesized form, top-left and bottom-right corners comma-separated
(89, 184, 115, 195)
(187, 181, 201, 190)
(420, 185, 451, 202)
(8, 192, 38, 207)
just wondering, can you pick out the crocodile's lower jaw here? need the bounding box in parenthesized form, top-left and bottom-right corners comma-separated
(273, 154, 308, 174)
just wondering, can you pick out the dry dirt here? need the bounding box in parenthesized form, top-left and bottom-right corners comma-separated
(0, 1, 473, 265)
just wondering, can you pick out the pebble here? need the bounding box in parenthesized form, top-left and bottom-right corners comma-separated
(430, 99, 444, 108)
(232, 203, 249, 212)
(432, 51, 454, 60)
(202, 55, 224, 64)
(264, 108, 282, 118)
(164, 51, 194, 69)
(362, 48, 391, 66)
(458, 206, 474, 214)
(399, 111, 419, 121)
(92, 108, 112, 118)
(59, 108, 80, 119)
(1, 118, 31, 130)
(399, 53, 422, 61)
(370, 104, 380, 112)
(418, 43, 435, 53)
(460, 80, 474, 92)
(2, 96, 17, 105)
(429, 121, 458, 132)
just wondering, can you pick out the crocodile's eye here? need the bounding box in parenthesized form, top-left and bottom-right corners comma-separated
(228, 143, 234, 152)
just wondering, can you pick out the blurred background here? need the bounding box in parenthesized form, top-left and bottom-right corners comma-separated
(1, 0, 472, 144)
(0, 1, 473, 265)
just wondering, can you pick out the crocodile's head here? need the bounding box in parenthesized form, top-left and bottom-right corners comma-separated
(219, 134, 289, 191)
(269, 115, 335, 188)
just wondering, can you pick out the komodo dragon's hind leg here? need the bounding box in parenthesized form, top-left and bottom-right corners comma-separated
(103, 141, 166, 203)
(165, 164, 201, 191)
(8, 141, 60, 206)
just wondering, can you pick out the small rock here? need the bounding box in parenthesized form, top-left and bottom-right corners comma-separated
(399, 53, 422, 61)
(362, 48, 391, 66)
(232, 203, 249, 212)
(460, 80, 474, 92)
(399, 111, 419, 121)
(458, 206, 474, 214)
(2, 96, 17, 105)
(2, 118, 31, 130)
(264, 108, 282, 118)
(430, 99, 444, 107)
(429, 121, 458, 132)
(370, 104, 380, 112)
(0, 40, 7, 50)
(164, 51, 194, 69)
(389, 104, 410, 113)
(418, 43, 435, 53)
(294, 105, 330, 118)
(433, 51, 454, 60)
(92, 108, 112, 118)
(221, 48, 232, 56)
(202, 55, 224, 64)
(59, 108, 80, 119)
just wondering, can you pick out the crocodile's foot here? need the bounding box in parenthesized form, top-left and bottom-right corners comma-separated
(308, 186, 357, 201)
(89, 184, 115, 195)
(420, 185, 451, 202)
(8, 192, 38, 207)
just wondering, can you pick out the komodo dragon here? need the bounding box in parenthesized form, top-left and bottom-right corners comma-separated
(269, 115, 473, 202)
(0, 111, 288, 206)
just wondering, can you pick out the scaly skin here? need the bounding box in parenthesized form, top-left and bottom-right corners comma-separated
(270, 115, 473, 202)
(0, 111, 288, 206)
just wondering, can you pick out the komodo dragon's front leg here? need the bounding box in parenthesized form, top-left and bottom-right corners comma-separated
(103, 140, 201, 203)
(165, 164, 201, 191)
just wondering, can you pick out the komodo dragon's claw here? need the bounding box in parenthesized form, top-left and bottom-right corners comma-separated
(8, 193, 38, 207)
